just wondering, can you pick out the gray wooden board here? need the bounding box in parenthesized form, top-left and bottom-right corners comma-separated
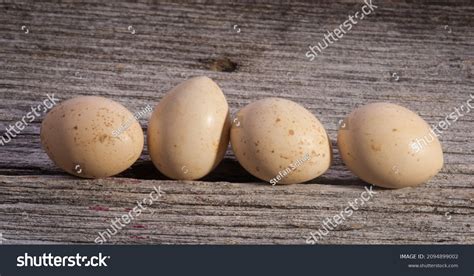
(0, 0, 473, 244)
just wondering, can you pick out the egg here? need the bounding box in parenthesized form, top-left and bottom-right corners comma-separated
(41, 96, 144, 178)
(147, 76, 231, 180)
(337, 102, 444, 188)
(230, 98, 332, 184)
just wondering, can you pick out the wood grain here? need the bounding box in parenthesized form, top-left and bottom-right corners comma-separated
(0, 0, 472, 244)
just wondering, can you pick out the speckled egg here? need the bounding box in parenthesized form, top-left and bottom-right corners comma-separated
(147, 76, 231, 180)
(337, 102, 444, 188)
(230, 98, 332, 184)
(40, 96, 144, 178)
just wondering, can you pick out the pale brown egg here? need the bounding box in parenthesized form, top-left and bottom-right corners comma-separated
(147, 76, 231, 180)
(40, 96, 144, 178)
(230, 98, 332, 184)
(337, 102, 444, 188)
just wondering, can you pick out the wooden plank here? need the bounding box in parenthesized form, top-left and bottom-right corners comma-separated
(1, 175, 473, 244)
(0, 0, 472, 244)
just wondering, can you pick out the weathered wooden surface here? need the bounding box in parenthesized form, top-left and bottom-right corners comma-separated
(0, 0, 473, 244)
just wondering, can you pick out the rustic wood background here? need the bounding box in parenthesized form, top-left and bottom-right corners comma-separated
(0, 0, 472, 244)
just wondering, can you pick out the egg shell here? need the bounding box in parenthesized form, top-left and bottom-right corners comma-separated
(230, 98, 332, 184)
(40, 96, 144, 178)
(147, 76, 231, 180)
(337, 102, 444, 188)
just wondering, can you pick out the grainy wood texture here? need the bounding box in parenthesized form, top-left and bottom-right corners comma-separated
(0, 0, 473, 244)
